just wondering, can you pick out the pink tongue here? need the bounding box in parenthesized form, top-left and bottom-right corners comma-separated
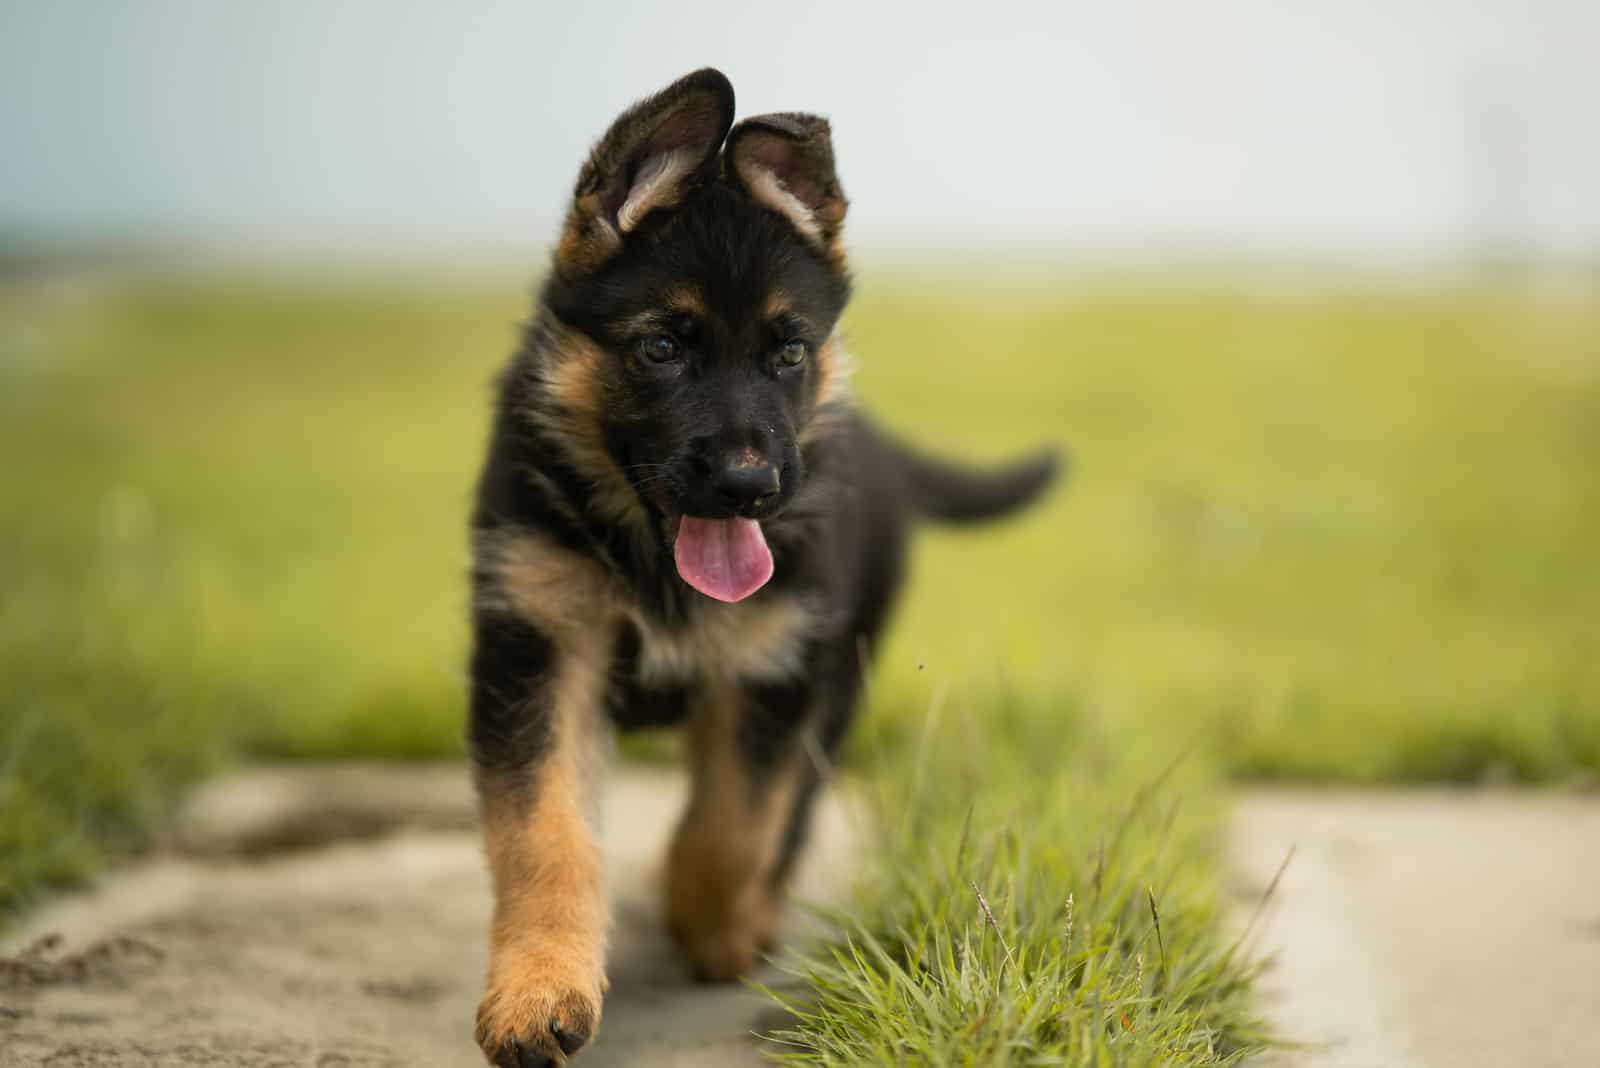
(673, 516, 774, 602)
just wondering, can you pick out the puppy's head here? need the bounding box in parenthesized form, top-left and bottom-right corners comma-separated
(541, 69, 851, 603)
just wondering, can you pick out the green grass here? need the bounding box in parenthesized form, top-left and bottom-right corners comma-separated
(856, 274, 1600, 784)
(1, 274, 511, 907)
(768, 693, 1268, 1065)
(2, 265, 1597, 1061)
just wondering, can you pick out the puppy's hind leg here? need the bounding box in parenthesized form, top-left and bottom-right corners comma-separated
(470, 610, 611, 1067)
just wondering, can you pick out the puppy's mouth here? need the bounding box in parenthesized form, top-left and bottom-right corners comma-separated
(642, 490, 774, 603)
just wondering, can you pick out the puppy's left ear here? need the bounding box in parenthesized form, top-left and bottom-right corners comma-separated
(725, 113, 848, 261)
(557, 68, 736, 277)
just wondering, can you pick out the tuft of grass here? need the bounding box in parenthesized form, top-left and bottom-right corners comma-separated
(764, 686, 1269, 1065)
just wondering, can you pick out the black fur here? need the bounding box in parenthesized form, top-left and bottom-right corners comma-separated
(468, 611, 555, 776)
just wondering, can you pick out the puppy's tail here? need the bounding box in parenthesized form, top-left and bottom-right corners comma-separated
(892, 439, 1065, 525)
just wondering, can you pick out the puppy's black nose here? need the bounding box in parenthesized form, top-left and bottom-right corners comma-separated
(714, 454, 780, 514)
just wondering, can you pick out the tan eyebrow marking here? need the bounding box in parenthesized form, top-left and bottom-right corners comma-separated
(618, 287, 708, 336)
(666, 286, 708, 317)
(763, 290, 792, 320)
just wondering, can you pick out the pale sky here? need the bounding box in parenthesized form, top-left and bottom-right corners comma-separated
(3, 0, 1598, 261)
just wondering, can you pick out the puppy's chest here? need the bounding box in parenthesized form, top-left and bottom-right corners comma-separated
(484, 527, 813, 688)
(619, 596, 811, 688)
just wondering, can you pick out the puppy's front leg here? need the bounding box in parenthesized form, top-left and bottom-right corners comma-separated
(666, 673, 814, 982)
(470, 611, 610, 1067)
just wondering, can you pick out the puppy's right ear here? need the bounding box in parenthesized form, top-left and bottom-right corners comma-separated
(556, 68, 735, 277)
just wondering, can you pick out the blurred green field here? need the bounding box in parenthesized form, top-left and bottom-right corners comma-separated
(2, 267, 1598, 916)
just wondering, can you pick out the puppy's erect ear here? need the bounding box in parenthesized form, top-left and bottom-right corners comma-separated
(725, 113, 848, 261)
(557, 68, 735, 276)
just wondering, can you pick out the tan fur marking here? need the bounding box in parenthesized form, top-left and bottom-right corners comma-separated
(489, 529, 617, 645)
(556, 193, 623, 277)
(488, 532, 813, 688)
(813, 336, 851, 408)
(617, 148, 695, 233)
(530, 328, 652, 534)
(733, 161, 847, 269)
(763, 289, 793, 320)
(666, 286, 708, 318)
(742, 166, 824, 244)
(800, 336, 854, 448)
(811, 193, 850, 271)
(665, 676, 807, 980)
(475, 627, 612, 1060)
(628, 594, 812, 686)
(542, 330, 606, 424)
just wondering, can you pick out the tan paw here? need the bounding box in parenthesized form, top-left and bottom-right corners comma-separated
(672, 918, 760, 983)
(475, 963, 603, 1067)
(667, 885, 786, 982)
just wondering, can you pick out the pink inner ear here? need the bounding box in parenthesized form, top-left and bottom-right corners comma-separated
(614, 96, 726, 232)
(745, 138, 822, 208)
(617, 149, 693, 232)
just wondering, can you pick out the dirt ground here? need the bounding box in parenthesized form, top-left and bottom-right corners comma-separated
(1233, 790, 1600, 1068)
(0, 766, 858, 1068)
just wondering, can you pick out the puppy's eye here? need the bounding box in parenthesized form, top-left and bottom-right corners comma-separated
(641, 334, 681, 364)
(777, 340, 808, 367)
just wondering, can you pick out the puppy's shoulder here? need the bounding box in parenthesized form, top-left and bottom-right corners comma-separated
(475, 525, 617, 648)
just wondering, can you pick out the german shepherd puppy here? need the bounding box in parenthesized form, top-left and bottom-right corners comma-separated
(468, 68, 1059, 1066)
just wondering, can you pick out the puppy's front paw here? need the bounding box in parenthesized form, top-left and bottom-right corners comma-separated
(666, 881, 784, 983)
(670, 917, 760, 983)
(475, 958, 603, 1067)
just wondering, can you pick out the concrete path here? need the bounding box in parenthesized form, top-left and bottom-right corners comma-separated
(0, 765, 858, 1068)
(8, 770, 1598, 1068)
(1232, 790, 1600, 1068)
